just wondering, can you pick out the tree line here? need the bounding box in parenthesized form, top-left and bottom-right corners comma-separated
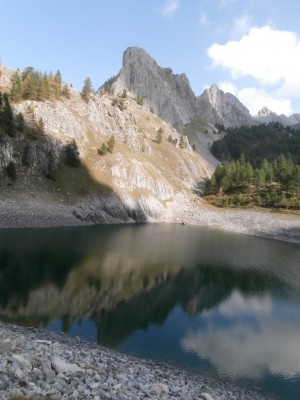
(211, 122, 300, 166)
(9, 67, 72, 102)
(203, 155, 300, 209)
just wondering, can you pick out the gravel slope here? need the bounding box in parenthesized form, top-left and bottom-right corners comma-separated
(0, 322, 274, 400)
(0, 191, 299, 244)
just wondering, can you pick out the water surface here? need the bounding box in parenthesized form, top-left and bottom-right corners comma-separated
(0, 224, 299, 400)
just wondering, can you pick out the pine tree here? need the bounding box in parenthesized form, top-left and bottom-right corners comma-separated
(81, 77, 93, 102)
(5, 161, 17, 181)
(61, 84, 71, 99)
(54, 70, 62, 98)
(106, 135, 115, 153)
(10, 71, 22, 102)
(2, 93, 15, 136)
(16, 112, 25, 131)
(64, 140, 80, 167)
(156, 128, 163, 144)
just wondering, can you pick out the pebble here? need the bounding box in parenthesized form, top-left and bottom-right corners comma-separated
(0, 321, 274, 400)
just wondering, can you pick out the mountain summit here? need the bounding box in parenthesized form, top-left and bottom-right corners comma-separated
(112, 47, 197, 129)
(196, 84, 254, 128)
(256, 107, 300, 126)
(112, 47, 256, 130)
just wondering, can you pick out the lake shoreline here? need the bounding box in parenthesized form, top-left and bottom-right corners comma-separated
(0, 191, 299, 244)
(0, 321, 275, 400)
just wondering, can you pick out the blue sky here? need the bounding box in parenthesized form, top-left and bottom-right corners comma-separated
(1, 0, 300, 115)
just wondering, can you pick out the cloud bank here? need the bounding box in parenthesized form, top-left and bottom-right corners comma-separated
(208, 26, 300, 115)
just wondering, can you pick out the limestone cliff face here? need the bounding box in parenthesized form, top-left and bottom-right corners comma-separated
(0, 63, 213, 224)
(196, 84, 255, 128)
(112, 47, 197, 130)
(112, 49, 258, 130)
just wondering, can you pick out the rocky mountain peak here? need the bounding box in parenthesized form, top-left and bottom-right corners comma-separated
(257, 107, 277, 117)
(112, 47, 197, 130)
(196, 84, 254, 128)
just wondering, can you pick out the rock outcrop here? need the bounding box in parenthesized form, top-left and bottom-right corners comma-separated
(196, 84, 255, 128)
(255, 107, 300, 126)
(0, 62, 214, 225)
(111, 48, 256, 130)
(112, 47, 198, 130)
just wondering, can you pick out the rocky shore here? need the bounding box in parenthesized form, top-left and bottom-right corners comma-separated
(0, 190, 299, 244)
(0, 322, 274, 400)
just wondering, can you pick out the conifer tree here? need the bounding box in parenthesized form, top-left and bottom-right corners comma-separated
(64, 139, 80, 167)
(81, 77, 93, 102)
(10, 71, 22, 102)
(106, 135, 115, 153)
(2, 93, 15, 136)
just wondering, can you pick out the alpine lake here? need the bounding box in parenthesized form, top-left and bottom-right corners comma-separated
(0, 223, 300, 400)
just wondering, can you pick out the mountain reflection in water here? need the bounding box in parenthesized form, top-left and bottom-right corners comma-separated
(0, 224, 299, 400)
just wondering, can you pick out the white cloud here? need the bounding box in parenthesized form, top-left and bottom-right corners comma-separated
(181, 291, 300, 379)
(208, 25, 300, 89)
(199, 13, 208, 27)
(160, 0, 180, 18)
(182, 319, 300, 378)
(218, 80, 238, 95)
(231, 14, 252, 37)
(207, 25, 300, 114)
(237, 87, 293, 115)
(217, 290, 271, 316)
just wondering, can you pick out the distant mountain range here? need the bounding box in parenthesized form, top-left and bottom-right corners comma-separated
(110, 47, 300, 130)
(255, 106, 300, 127)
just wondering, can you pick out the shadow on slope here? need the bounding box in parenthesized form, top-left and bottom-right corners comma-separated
(0, 120, 147, 225)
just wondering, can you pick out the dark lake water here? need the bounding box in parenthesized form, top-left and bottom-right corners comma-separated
(0, 224, 300, 399)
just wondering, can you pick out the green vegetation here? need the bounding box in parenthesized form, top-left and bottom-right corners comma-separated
(0, 92, 84, 184)
(203, 123, 300, 210)
(81, 77, 93, 102)
(5, 161, 17, 181)
(156, 128, 163, 143)
(101, 75, 117, 94)
(97, 136, 115, 156)
(111, 97, 126, 111)
(211, 122, 300, 166)
(120, 89, 127, 98)
(203, 155, 300, 210)
(0, 92, 15, 137)
(9, 67, 68, 102)
(134, 96, 144, 106)
(179, 135, 186, 149)
(64, 140, 80, 167)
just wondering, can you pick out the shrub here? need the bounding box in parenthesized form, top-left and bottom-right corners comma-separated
(64, 140, 80, 167)
(106, 136, 115, 153)
(135, 96, 144, 106)
(156, 128, 163, 144)
(97, 143, 108, 156)
(5, 161, 17, 181)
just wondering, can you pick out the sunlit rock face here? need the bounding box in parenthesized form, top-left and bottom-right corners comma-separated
(196, 84, 255, 128)
(112, 47, 198, 130)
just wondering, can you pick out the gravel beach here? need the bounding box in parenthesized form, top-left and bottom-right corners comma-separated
(0, 191, 299, 244)
(0, 322, 275, 400)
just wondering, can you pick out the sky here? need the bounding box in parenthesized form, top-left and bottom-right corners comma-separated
(0, 0, 300, 116)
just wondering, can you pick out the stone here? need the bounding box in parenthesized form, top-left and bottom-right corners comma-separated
(200, 393, 215, 400)
(51, 356, 84, 374)
(151, 382, 169, 395)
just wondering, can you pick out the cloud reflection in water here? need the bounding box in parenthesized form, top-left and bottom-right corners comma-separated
(181, 291, 300, 379)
